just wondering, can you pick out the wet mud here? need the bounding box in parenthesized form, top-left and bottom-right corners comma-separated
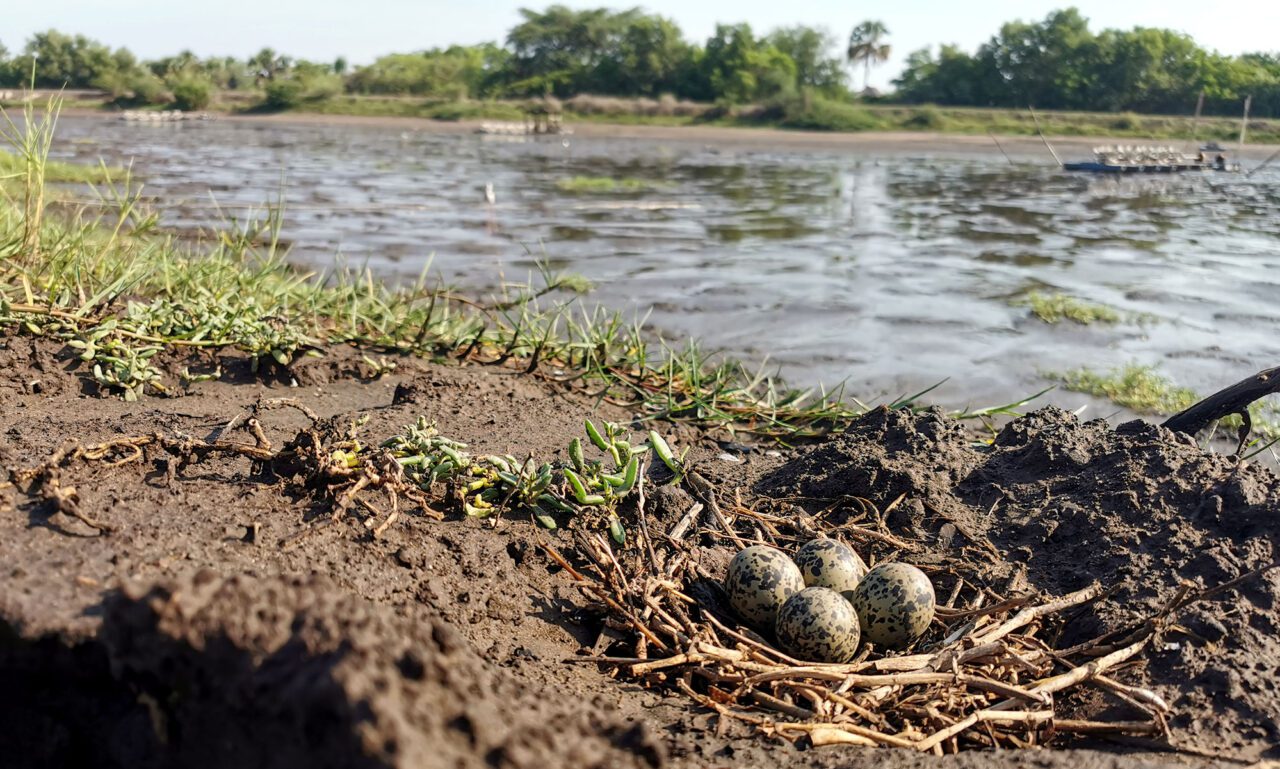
(1, 336, 1276, 767)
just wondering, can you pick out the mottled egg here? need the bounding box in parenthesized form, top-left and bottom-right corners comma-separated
(775, 587, 862, 663)
(794, 538, 868, 599)
(848, 562, 936, 650)
(725, 546, 805, 629)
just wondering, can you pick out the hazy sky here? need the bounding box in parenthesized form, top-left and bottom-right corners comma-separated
(4, 0, 1277, 89)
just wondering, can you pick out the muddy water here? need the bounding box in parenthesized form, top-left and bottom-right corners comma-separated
(50, 116, 1280, 414)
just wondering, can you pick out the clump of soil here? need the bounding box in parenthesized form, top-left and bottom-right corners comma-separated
(100, 571, 662, 769)
(759, 405, 1280, 757)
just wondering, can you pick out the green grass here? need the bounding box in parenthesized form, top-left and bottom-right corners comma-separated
(1017, 291, 1123, 325)
(772, 99, 886, 132)
(1055, 364, 1199, 414)
(1052, 363, 1280, 439)
(293, 95, 526, 122)
(0, 149, 115, 185)
(555, 176, 654, 194)
(301, 93, 1278, 143)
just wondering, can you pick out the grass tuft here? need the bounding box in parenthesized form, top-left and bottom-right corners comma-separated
(0, 150, 116, 186)
(555, 176, 654, 194)
(1018, 291, 1123, 325)
(1053, 363, 1280, 439)
(1055, 363, 1198, 414)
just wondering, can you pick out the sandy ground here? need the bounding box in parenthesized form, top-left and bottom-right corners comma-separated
(2, 335, 1277, 768)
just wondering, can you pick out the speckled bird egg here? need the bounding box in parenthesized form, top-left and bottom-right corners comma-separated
(848, 562, 936, 650)
(794, 538, 868, 599)
(725, 546, 805, 629)
(775, 587, 862, 663)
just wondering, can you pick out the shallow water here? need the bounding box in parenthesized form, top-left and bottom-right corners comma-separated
(49, 116, 1280, 416)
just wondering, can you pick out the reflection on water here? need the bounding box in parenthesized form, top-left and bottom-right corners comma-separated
(49, 117, 1280, 413)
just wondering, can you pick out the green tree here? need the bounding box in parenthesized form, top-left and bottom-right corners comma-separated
(163, 50, 198, 75)
(347, 45, 502, 98)
(169, 73, 213, 110)
(698, 23, 797, 103)
(889, 7, 1280, 117)
(981, 8, 1093, 108)
(14, 30, 132, 88)
(504, 5, 623, 95)
(893, 45, 992, 105)
(0, 41, 12, 86)
(249, 48, 290, 81)
(767, 26, 847, 95)
(847, 20, 890, 92)
(201, 56, 252, 90)
(591, 13, 691, 96)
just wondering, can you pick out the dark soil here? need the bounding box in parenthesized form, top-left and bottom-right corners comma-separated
(757, 406, 1280, 759)
(1, 335, 1276, 768)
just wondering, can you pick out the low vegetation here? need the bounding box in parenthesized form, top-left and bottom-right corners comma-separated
(1017, 291, 1122, 325)
(0, 149, 115, 186)
(1053, 363, 1280, 440)
(1055, 363, 1200, 414)
(555, 176, 654, 194)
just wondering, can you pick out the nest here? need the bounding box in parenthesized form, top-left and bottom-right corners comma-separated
(549, 479, 1266, 755)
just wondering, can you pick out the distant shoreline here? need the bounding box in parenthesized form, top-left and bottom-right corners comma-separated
(54, 106, 1280, 159)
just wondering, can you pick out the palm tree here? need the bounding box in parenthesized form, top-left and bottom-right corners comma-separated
(847, 21, 891, 93)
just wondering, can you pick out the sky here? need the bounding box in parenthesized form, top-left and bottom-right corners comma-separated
(4, 0, 1278, 90)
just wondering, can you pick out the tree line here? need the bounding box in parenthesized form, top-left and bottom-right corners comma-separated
(1, 6, 1277, 118)
(0, 10, 867, 110)
(894, 8, 1280, 117)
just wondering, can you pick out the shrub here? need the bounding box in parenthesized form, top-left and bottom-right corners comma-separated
(169, 74, 212, 111)
(96, 69, 171, 106)
(1111, 112, 1143, 131)
(423, 100, 524, 121)
(304, 73, 343, 100)
(904, 104, 947, 130)
(261, 79, 305, 110)
(258, 73, 343, 111)
(775, 96, 883, 131)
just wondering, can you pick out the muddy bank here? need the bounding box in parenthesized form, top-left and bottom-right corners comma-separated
(1, 334, 1277, 767)
(56, 106, 1280, 156)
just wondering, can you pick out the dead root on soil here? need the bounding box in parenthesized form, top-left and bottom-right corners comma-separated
(4, 399, 440, 540)
(551, 479, 1278, 755)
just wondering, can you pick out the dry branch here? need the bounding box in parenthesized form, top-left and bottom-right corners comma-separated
(1162, 365, 1280, 448)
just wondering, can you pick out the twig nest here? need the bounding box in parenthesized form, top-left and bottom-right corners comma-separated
(849, 563, 936, 650)
(775, 587, 862, 663)
(794, 538, 868, 599)
(725, 546, 805, 629)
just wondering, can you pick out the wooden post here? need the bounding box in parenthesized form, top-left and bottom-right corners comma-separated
(988, 131, 1015, 166)
(1245, 146, 1280, 178)
(1238, 95, 1252, 151)
(1190, 90, 1204, 149)
(1028, 107, 1063, 167)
